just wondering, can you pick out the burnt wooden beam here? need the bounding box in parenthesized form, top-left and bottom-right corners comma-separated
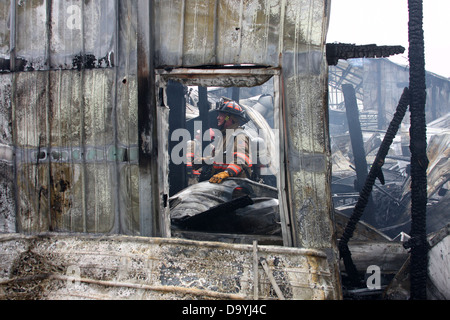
(326, 43, 405, 66)
(342, 84, 376, 227)
(342, 84, 369, 192)
(405, 0, 429, 300)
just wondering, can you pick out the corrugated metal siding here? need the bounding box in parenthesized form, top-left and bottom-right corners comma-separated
(1, 0, 140, 235)
(12, 0, 116, 71)
(154, 0, 327, 67)
(10, 67, 138, 234)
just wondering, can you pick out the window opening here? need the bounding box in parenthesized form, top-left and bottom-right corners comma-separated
(157, 69, 286, 246)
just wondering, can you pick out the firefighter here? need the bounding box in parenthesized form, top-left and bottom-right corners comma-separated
(209, 99, 252, 184)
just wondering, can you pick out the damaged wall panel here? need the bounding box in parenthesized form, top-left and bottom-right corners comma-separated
(0, 233, 340, 300)
(279, 2, 333, 251)
(154, 0, 328, 68)
(1, 0, 140, 235)
(11, 69, 121, 234)
(154, 0, 284, 67)
(11, 0, 116, 71)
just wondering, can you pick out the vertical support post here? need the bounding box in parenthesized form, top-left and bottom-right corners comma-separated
(342, 84, 367, 192)
(252, 241, 258, 300)
(342, 84, 375, 225)
(198, 86, 209, 151)
(231, 87, 240, 102)
(168, 81, 187, 195)
(137, 0, 161, 237)
(407, 0, 429, 300)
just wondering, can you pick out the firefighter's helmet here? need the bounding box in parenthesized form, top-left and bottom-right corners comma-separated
(217, 100, 246, 121)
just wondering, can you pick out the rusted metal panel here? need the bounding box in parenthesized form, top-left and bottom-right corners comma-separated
(0, 233, 339, 300)
(49, 0, 116, 69)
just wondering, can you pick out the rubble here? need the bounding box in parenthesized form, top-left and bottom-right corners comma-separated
(331, 111, 449, 299)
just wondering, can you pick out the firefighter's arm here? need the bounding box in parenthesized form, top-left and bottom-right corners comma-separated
(210, 133, 251, 183)
(209, 162, 243, 183)
(193, 156, 213, 170)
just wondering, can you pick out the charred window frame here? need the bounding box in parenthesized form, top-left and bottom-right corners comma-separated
(155, 67, 293, 246)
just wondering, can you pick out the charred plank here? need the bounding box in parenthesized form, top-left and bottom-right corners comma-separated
(326, 43, 405, 66)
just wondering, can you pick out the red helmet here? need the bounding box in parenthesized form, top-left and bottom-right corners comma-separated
(218, 100, 246, 119)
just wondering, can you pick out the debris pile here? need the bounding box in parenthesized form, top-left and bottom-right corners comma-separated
(331, 112, 449, 299)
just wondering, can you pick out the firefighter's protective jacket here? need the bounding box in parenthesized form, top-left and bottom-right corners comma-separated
(211, 123, 252, 179)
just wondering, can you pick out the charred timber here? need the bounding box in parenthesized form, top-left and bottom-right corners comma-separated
(342, 84, 370, 192)
(406, 0, 429, 300)
(338, 87, 410, 286)
(326, 43, 405, 66)
(342, 84, 376, 226)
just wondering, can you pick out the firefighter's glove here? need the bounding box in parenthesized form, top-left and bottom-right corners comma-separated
(209, 171, 230, 184)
